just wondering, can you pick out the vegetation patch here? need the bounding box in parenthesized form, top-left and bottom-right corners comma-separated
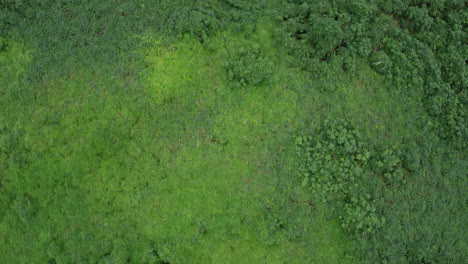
(1, 1, 466, 263)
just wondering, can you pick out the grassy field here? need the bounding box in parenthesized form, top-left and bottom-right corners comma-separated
(1, 2, 465, 262)
(0, 24, 363, 263)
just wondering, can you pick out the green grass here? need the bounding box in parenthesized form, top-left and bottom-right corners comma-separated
(291, 57, 427, 150)
(0, 14, 446, 263)
(0, 16, 439, 264)
(1, 2, 466, 263)
(137, 32, 359, 263)
(1, 25, 361, 263)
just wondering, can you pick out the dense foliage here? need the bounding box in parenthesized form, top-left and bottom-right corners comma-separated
(283, 1, 467, 262)
(296, 118, 467, 263)
(224, 45, 272, 89)
(278, 0, 467, 147)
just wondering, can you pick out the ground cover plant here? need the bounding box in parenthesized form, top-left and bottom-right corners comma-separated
(1, 1, 466, 263)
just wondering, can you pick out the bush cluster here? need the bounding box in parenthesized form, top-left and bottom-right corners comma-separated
(297, 118, 467, 263)
(296, 119, 397, 239)
(223, 45, 272, 89)
(279, 0, 467, 147)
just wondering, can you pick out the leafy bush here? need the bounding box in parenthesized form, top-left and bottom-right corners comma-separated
(224, 45, 272, 89)
(278, 0, 467, 147)
(297, 117, 467, 263)
(296, 118, 387, 239)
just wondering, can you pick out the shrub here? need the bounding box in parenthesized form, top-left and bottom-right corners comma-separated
(223, 45, 272, 89)
(297, 117, 467, 263)
(296, 118, 387, 239)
